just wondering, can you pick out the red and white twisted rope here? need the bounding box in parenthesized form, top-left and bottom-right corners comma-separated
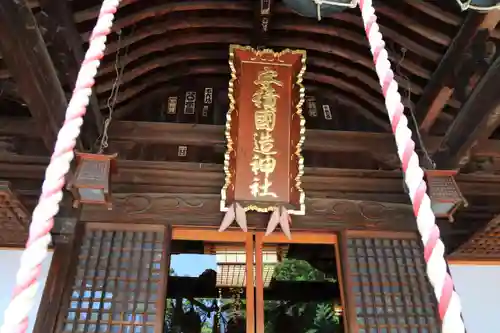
(358, 1, 465, 332)
(0, 1, 121, 332)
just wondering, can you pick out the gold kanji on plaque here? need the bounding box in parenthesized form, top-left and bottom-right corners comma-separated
(219, 45, 307, 238)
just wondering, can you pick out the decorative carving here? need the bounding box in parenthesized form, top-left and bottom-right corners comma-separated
(309, 198, 410, 222)
(81, 193, 416, 231)
(120, 194, 210, 215)
(0, 181, 29, 245)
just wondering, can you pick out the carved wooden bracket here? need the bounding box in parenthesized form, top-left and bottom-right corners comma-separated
(0, 181, 29, 245)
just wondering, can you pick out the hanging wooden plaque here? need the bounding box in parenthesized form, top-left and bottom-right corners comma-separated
(221, 45, 306, 215)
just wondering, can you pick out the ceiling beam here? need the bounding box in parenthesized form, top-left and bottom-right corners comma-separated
(0, 0, 83, 151)
(37, 0, 103, 143)
(433, 54, 500, 169)
(3, 116, 500, 159)
(3, 155, 500, 211)
(415, 11, 500, 134)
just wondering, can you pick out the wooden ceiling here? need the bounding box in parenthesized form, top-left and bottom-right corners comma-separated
(1, 0, 500, 256)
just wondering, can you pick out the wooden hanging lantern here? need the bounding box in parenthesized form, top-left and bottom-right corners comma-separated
(424, 169, 468, 222)
(67, 152, 118, 210)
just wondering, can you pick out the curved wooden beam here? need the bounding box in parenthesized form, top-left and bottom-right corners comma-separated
(97, 50, 228, 92)
(100, 63, 387, 115)
(112, 76, 229, 119)
(73, 0, 140, 22)
(75, 1, 250, 24)
(110, 73, 390, 130)
(98, 33, 250, 75)
(77, 0, 452, 58)
(92, 15, 441, 64)
(373, 6, 451, 46)
(268, 36, 430, 78)
(275, 2, 452, 45)
(97, 32, 430, 79)
(95, 49, 422, 104)
(308, 86, 390, 131)
(405, 1, 460, 26)
(272, 20, 441, 62)
(99, 18, 253, 55)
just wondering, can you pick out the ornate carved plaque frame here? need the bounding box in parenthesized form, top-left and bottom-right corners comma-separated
(221, 45, 307, 215)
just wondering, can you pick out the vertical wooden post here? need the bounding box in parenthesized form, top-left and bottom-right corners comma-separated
(157, 225, 172, 332)
(32, 222, 83, 333)
(337, 231, 358, 333)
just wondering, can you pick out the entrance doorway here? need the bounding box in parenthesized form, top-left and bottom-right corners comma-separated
(165, 229, 345, 333)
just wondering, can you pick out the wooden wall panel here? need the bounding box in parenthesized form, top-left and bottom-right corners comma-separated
(56, 223, 170, 333)
(344, 232, 441, 332)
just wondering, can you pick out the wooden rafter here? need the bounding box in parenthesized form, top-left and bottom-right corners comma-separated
(37, 0, 103, 141)
(416, 11, 500, 134)
(0, 0, 83, 151)
(433, 54, 500, 169)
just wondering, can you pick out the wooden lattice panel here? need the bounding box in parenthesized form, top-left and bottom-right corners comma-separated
(0, 181, 29, 245)
(346, 237, 440, 332)
(59, 224, 167, 333)
(451, 216, 500, 260)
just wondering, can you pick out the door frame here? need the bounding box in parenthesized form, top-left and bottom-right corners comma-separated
(170, 229, 346, 333)
(254, 232, 342, 333)
(171, 228, 256, 333)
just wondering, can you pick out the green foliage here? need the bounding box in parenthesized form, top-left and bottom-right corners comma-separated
(273, 257, 336, 283)
(165, 260, 341, 333)
(264, 258, 341, 333)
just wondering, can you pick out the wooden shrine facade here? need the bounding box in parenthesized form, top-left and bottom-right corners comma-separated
(1, 0, 500, 332)
(36, 224, 442, 333)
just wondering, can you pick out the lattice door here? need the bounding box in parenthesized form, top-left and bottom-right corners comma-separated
(58, 223, 169, 333)
(346, 235, 441, 333)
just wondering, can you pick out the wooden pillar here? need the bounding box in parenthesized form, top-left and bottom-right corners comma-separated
(337, 231, 358, 333)
(341, 230, 441, 332)
(33, 221, 83, 333)
(158, 225, 172, 332)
